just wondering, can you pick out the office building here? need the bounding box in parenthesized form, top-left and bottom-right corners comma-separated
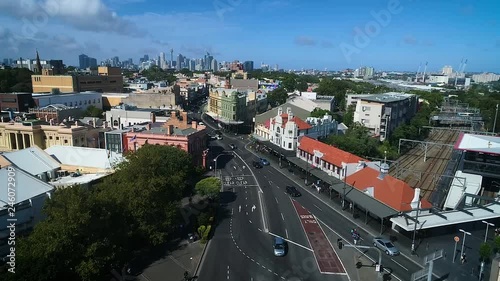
(472, 73, 500, 83)
(79, 54, 98, 69)
(243, 61, 254, 72)
(31, 66, 123, 93)
(0, 93, 36, 112)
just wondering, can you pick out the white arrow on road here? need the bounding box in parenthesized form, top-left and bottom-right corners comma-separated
(239, 205, 241, 213)
(252, 205, 256, 212)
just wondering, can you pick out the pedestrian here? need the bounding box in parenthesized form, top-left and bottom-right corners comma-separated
(349, 202, 353, 211)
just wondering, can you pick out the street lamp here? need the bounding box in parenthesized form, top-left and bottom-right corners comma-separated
(213, 153, 227, 179)
(482, 221, 495, 242)
(459, 229, 471, 255)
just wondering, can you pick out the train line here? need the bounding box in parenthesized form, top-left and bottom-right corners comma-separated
(389, 129, 461, 200)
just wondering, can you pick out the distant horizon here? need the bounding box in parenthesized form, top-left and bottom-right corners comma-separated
(1, 0, 498, 72)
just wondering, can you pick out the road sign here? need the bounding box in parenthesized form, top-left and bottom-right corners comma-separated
(454, 236, 460, 242)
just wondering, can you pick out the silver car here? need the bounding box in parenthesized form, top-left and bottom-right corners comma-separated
(273, 237, 286, 257)
(373, 237, 400, 256)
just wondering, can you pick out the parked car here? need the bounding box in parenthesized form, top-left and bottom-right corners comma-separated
(273, 237, 287, 257)
(373, 237, 400, 256)
(188, 233, 197, 243)
(253, 161, 263, 169)
(285, 186, 301, 197)
(260, 158, 270, 166)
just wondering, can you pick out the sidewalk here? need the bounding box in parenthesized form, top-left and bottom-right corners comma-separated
(245, 144, 485, 281)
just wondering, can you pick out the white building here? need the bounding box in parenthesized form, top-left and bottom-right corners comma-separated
(32, 91, 103, 111)
(442, 65, 453, 76)
(351, 92, 418, 141)
(305, 115, 338, 140)
(472, 73, 500, 83)
(269, 107, 312, 151)
(105, 104, 171, 129)
(427, 75, 450, 84)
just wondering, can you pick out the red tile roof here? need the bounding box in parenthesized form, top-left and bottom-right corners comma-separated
(271, 114, 312, 130)
(345, 167, 432, 212)
(298, 136, 365, 167)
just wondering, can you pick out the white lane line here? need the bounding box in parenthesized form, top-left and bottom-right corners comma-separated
(268, 269, 272, 273)
(313, 204, 323, 211)
(391, 259, 408, 271)
(249, 220, 252, 224)
(227, 265, 230, 280)
(285, 229, 289, 238)
(281, 213, 285, 221)
(267, 232, 313, 252)
(256, 262, 260, 265)
(258, 228, 262, 232)
(246, 212, 248, 215)
(231, 208, 234, 215)
(275, 197, 279, 203)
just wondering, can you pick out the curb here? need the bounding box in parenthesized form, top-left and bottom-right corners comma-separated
(193, 237, 211, 277)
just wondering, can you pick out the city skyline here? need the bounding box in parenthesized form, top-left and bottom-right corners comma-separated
(0, 0, 499, 72)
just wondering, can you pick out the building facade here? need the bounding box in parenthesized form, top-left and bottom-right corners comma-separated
(207, 78, 248, 127)
(105, 104, 171, 129)
(0, 119, 106, 152)
(351, 93, 418, 141)
(31, 66, 123, 93)
(29, 104, 84, 123)
(0, 93, 35, 112)
(125, 111, 208, 167)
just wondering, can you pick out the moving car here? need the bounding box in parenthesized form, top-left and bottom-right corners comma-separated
(373, 237, 400, 256)
(273, 237, 287, 257)
(229, 144, 236, 150)
(285, 186, 301, 197)
(260, 158, 270, 166)
(252, 161, 263, 169)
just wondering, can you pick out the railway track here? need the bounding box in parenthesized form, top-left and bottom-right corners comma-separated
(389, 129, 460, 200)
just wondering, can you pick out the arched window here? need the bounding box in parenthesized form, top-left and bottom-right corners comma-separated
(113, 120, 118, 127)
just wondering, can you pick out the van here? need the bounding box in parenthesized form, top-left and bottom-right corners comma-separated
(273, 237, 286, 257)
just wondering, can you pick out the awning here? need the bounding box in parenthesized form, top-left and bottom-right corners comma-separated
(254, 138, 297, 157)
(205, 112, 244, 125)
(286, 156, 399, 219)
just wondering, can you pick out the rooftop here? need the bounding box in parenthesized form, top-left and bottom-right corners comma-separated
(272, 114, 312, 130)
(298, 136, 365, 167)
(2, 146, 60, 176)
(50, 173, 109, 188)
(346, 167, 432, 212)
(32, 91, 102, 98)
(0, 166, 54, 208)
(360, 92, 415, 103)
(45, 146, 124, 170)
(454, 133, 500, 155)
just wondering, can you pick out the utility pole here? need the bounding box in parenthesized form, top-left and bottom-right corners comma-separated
(493, 104, 499, 133)
(337, 239, 383, 281)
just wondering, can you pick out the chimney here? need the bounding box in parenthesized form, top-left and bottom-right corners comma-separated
(150, 112, 156, 123)
(411, 188, 421, 209)
(118, 116, 121, 129)
(181, 111, 188, 125)
(378, 163, 390, 180)
(277, 107, 283, 116)
(287, 107, 293, 121)
(167, 124, 174, 135)
(93, 117, 97, 128)
(192, 121, 197, 129)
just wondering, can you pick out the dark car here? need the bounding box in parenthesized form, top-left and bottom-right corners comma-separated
(260, 158, 270, 166)
(286, 186, 301, 197)
(253, 161, 263, 169)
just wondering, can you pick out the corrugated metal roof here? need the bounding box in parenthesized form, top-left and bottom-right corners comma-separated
(0, 167, 54, 207)
(3, 146, 60, 176)
(45, 146, 124, 170)
(255, 103, 310, 124)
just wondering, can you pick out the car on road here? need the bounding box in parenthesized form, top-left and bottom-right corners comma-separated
(285, 186, 301, 197)
(216, 135, 223, 140)
(260, 158, 270, 166)
(273, 237, 287, 257)
(229, 144, 236, 150)
(373, 237, 400, 256)
(252, 161, 263, 169)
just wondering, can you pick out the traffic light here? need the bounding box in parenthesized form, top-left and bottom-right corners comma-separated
(337, 238, 343, 249)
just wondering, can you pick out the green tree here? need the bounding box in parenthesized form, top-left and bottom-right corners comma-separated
(281, 76, 297, 92)
(297, 81, 309, 92)
(493, 236, 500, 253)
(195, 177, 221, 199)
(325, 123, 381, 159)
(142, 66, 176, 84)
(180, 68, 193, 77)
(83, 105, 103, 118)
(479, 242, 492, 262)
(267, 87, 288, 107)
(310, 108, 332, 118)
(0, 68, 33, 92)
(343, 104, 355, 126)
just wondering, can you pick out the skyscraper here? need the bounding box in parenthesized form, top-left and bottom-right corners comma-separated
(176, 54, 184, 70)
(79, 54, 89, 69)
(160, 52, 166, 69)
(243, 61, 254, 72)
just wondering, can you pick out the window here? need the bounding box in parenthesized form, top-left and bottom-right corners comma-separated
(56, 137, 59, 140)
(64, 139, 68, 143)
(288, 143, 292, 149)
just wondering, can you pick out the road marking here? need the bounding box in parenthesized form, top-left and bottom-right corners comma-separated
(268, 269, 272, 273)
(275, 197, 279, 203)
(274, 273, 278, 276)
(246, 212, 248, 215)
(231, 208, 234, 215)
(249, 220, 252, 224)
(281, 213, 285, 221)
(245, 197, 248, 200)
(285, 229, 289, 238)
(313, 204, 323, 211)
(256, 262, 260, 265)
(267, 232, 313, 252)
(239, 205, 241, 212)
(391, 259, 408, 271)
(258, 228, 262, 232)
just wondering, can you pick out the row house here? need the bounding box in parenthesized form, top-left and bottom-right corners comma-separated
(269, 107, 311, 151)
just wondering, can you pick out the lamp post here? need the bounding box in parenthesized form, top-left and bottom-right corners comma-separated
(213, 153, 226, 179)
(482, 221, 495, 242)
(459, 229, 471, 255)
(493, 104, 499, 133)
(411, 198, 420, 255)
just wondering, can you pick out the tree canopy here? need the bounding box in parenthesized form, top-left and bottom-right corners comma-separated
(82, 105, 103, 118)
(195, 177, 221, 199)
(325, 123, 381, 159)
(266, 87, 288, 107)
(0, 68, 33, 92)
(0, 144, 196, 281)
(141, 66, 176, 84)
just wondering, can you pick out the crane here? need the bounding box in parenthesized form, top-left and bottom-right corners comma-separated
(415, 62, 422, 82)
(454, 58, 464, 86)
(422, 62, 428, 83)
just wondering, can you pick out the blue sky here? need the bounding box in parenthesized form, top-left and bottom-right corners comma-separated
(0, 0, 499, 72)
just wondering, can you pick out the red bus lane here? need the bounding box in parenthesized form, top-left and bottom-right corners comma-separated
(292, 200, 346, 274)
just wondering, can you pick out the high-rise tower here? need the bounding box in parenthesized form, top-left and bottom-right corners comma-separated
(170, 49, 174, 68)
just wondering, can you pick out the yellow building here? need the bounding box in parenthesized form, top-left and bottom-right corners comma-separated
(0, 119, 106, 152)
(32, 66, 123, 93)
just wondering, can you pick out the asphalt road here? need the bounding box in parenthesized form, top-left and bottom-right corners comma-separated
(199, 112, 429, 281)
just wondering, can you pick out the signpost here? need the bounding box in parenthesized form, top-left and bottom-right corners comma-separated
(453, 236, 459, 263)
